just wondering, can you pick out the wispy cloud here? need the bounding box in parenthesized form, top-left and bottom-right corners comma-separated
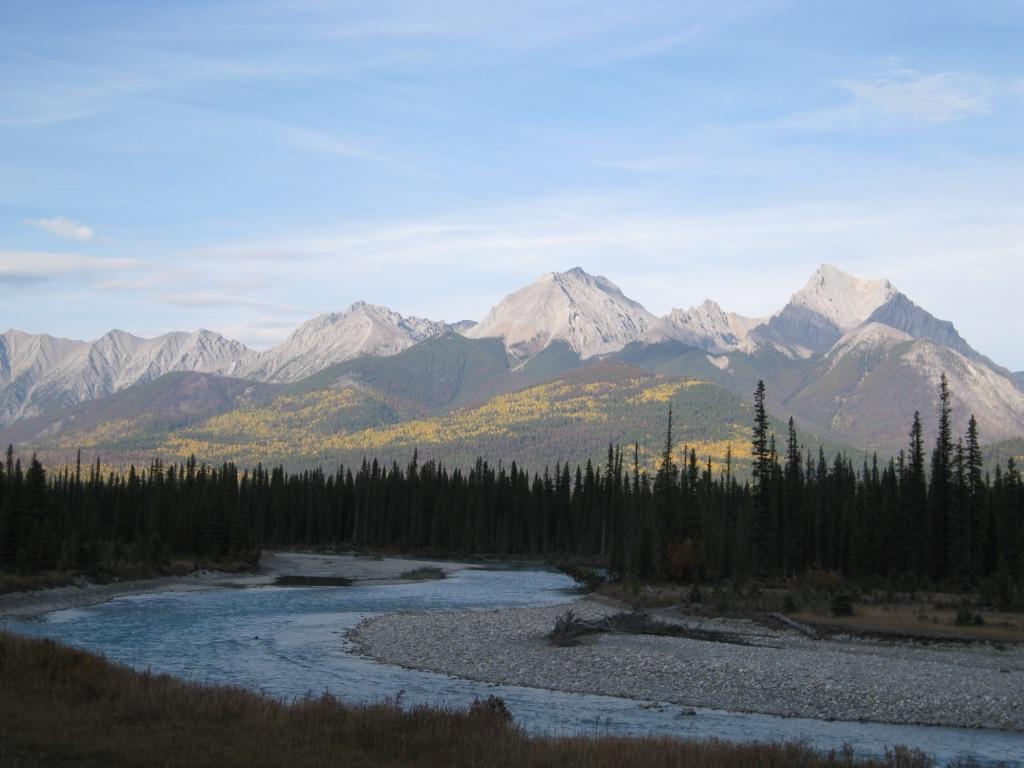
(26, 216, 96, 242)
(837, 67, 991, 123)
(154, 290, 301, 313)
(0, 250, 136, 281)
(282, 127, 434, 176)
(601, 26, 702, 62)
(592, 154, 702, 172)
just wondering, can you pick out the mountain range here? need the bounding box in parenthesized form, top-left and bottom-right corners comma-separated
(3, 265, 1022, 471)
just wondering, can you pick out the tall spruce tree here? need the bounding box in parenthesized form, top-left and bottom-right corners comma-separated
(751, 380, 774, 575)
(928, 373, 953, 581)
(905, 411, 927, 578)
(652, 404, 677, 578)
(783, 417, 803, 575)
(964, 415, 986, 580)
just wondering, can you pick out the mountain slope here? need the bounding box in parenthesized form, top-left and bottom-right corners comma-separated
(750, 265, 896, 357)
(643, 300, 762, 354)
(5, 263, 1021, 463)
(624, 265, 1024, 453)
(28, 364, 757, 473)
(17, 363, 797, 475)
(465, 267, 655, 360)
(784, 327, 1024, 450)
(286, 333, 526, 417)
(240, 302, 450, 383)
(0, 328, 254, 426)
(866, 293, 979, 362)
(0, 371, 276, 451)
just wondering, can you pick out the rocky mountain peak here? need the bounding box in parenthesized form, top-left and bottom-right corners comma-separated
(465, 267, 655, 359)
(791, 264, 897, 332)
(240, 302, 449, 383)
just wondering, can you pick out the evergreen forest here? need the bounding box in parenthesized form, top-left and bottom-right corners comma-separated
(1, 375, 1021, 604)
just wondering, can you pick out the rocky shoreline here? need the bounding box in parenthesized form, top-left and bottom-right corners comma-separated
(0, 552, 469, 620)
(351, 596, 1024, 731)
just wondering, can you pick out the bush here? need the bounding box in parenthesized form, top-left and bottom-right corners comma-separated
(830, 592, 855, 617)
(954, 604, 985, 627)
(803, 569, 845, 592)
(468, 696, 512, 727)
(556, 563, 605, 593)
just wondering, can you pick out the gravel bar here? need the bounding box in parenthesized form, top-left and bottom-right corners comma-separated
(351, 596, 1024, 731)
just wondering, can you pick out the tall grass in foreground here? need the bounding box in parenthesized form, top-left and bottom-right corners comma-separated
(0, 631, 942, 768)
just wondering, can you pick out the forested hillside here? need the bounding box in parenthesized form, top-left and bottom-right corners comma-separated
(2, 378, 1020, 605)
(16, 363, 796, 475)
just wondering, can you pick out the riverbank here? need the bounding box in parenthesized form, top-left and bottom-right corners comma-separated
(351, 595, 1024, 732)
(0, 630, 940, 768)
(0, 551, 470, 619)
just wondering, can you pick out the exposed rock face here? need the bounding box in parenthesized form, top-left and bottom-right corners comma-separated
(1, 371, 273, 446)
(790, 264, 897, 332)
(464, 267, 655, 359)
(449, 320, 478, 334)
(0, 328, 253, 425)
(240, 302, 450, 383)
(786, 325, 1024, 449)
(4, 263, 1023, 454)
(751, 264, 897, 357)
(867, 293, 971, 355)
(644, 300, 762, 354)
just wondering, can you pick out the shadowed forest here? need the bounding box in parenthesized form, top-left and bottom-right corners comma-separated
(1, 376, 1021, 605)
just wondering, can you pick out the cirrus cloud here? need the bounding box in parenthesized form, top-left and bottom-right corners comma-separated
(837, 68, 991, 123)
(0, 250, 137, 282)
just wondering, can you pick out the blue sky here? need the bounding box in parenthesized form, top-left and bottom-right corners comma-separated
(1, 1, 1022, 367)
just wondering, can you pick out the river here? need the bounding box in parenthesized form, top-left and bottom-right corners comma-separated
(3, 567, 1021, 766)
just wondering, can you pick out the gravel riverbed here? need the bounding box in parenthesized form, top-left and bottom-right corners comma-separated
(351, 596, 1024, 731)
(0, 552, 467, 619)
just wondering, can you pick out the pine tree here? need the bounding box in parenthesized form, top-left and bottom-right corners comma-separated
(964, 415, 985, 580)
(751, 380, 774, 575)
(905, 411, 927, 578)
(928, 373, 953, 581)
(652, 405, 677, 578)
(948, 438, 970, 587)
(783, 417, 803, 575)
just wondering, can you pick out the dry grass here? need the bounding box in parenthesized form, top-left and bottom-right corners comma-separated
(599, 581, 695, 609)
(0, 558, 257, 596)
(0, 631, 940, 768)
(0, 570, 84, 594)
(599, 579, 1024, 644)
(793, 605, 1024, 643)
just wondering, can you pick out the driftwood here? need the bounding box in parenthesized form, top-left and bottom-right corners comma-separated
(767, 612, 818, 638)
(549, 610, 753, 647)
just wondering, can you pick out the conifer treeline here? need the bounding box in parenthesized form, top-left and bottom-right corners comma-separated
(0, 376, 1021, 600)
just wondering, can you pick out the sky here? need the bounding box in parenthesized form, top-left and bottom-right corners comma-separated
(1, 1, 1022, 368)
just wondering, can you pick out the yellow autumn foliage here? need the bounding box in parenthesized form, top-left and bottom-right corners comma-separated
(628, 379, 706, 404)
